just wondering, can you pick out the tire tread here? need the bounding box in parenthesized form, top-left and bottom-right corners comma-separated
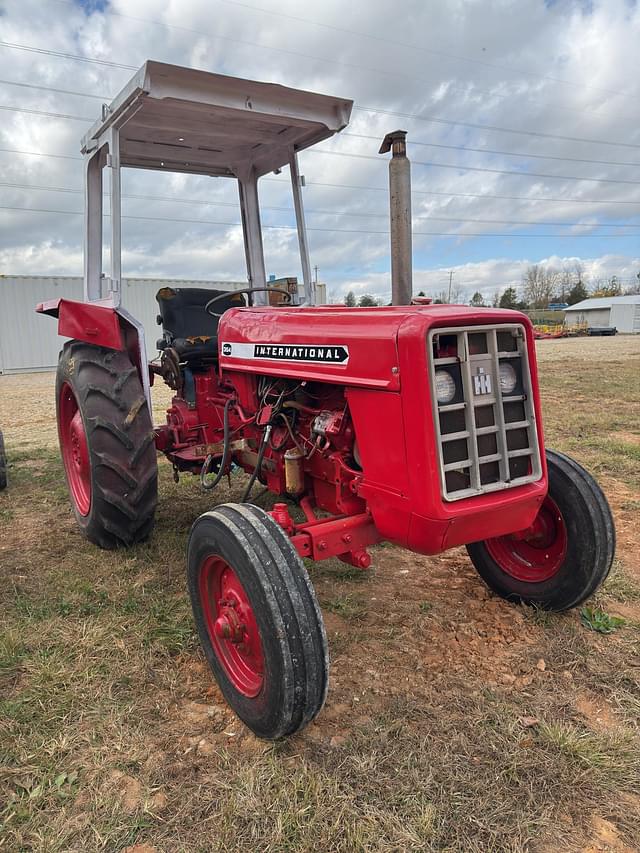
(56, 341, 157, 549)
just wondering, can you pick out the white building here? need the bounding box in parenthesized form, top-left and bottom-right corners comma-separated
(0, 275, 328, 373)
(564, 295, 640, 334)
(0, 276, 245, 374)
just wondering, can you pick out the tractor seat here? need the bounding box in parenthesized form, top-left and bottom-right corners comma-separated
(156, 287, 245, 360)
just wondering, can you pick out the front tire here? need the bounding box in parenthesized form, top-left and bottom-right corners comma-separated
(466, 449, 615, 611)
(56, 341, 158, 549)
(188, 503, 328, 739)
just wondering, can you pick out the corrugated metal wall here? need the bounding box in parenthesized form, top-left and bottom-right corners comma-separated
(564, 307, 612, 327)
(0, 276, 246, 373)
(609, 303, 640, 333)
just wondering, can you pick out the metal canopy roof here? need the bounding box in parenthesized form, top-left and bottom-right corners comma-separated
(81, 61, 353, 178)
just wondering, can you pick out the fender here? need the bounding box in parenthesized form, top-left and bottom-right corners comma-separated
(36, 297, 152, 410)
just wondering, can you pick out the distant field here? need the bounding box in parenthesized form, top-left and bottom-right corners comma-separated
(1, 335, 639, 852)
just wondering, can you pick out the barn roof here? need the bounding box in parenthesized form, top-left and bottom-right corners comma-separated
(564, 294, 640, 311)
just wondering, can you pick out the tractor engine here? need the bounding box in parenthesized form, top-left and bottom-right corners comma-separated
(160, 369, 363, 518)
(152, 289, 380, 568)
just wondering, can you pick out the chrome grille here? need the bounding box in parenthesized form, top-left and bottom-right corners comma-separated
(429, 324, 542, 502)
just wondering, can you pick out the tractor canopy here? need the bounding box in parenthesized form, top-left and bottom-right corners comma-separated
(81, 60, 353, 178)
(79, 61, 353, 311)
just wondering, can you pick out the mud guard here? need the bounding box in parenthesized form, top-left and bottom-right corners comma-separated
(36, 298, 152, 411)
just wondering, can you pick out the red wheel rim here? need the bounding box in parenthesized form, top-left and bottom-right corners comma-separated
(485, 495, 567, 583)
(59, 382, 91, 517)
(199, 555, 264, 697)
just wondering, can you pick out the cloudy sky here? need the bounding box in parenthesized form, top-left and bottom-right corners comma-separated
(1, 0, 639, 302)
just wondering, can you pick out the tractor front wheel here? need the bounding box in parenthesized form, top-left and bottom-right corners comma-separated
(466, 449, 615, 611)
(0, 429, 7, 490)
(56, 341, 158, 549)
(188, 503, 328, 739)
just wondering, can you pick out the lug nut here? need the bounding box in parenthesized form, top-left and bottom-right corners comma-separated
(214, 615, 232, 639)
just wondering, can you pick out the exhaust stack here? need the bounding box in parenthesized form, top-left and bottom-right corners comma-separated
(379, 130, 412, 305)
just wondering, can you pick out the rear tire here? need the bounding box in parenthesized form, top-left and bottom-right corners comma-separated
(188, 503, 328, 739)
(0, 429, 7, 490)
(466, 449, 615, 611)
(56, 341, 158, 549)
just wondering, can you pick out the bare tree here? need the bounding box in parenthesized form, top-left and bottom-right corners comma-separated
(557, 262, 585, 302)
(522, 265, 558, 309)
(625, 272, 640, 295)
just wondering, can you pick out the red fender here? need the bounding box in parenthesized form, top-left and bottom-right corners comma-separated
(36, 298, 125, 350)
(36, 297, 152, 402)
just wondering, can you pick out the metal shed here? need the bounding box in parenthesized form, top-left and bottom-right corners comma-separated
(0, 276, 245, 373)
(564, 295, 640, 333)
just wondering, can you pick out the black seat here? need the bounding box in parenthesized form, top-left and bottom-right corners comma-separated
(156, 287, 245, 360)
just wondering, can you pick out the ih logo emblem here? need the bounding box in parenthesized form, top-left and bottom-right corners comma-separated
(473, 366, 492, 396)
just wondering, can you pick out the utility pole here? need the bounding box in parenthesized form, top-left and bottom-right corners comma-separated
(314, 265, 319, 285)
(448, 270, 454, 303)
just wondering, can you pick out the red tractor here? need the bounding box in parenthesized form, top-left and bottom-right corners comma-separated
(38, 62, 614, 739)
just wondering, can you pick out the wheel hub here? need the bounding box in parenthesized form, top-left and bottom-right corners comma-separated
(214, 598, 247, 644)
(199, 556, 264, 697)
(485, 495, 567, 583)
(59, 383, 91, 517)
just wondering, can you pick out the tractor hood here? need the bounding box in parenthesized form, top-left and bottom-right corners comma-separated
(218, 304, 532, 389)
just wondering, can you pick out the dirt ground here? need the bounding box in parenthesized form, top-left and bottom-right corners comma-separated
(1, 335, 639, 852)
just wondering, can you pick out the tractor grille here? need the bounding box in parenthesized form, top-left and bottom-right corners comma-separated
(428, 324, 542, 502)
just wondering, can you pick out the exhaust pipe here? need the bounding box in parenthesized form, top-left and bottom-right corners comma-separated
(379, 130, 412, 305)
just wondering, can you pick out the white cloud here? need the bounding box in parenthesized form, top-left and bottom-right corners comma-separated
(0, 0, 639, 292)
(333, 252, 640, 304)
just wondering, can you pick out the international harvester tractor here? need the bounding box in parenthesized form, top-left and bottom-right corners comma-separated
(38, 62, 615, 739)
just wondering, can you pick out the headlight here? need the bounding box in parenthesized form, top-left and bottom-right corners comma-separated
(435, 369, 456, 404)
(499, 362, 517, 395)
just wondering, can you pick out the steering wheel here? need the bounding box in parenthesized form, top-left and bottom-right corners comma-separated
(205, 287, 294, 318)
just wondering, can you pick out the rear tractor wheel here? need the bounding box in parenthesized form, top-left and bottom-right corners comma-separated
(56, 341, 158, 549)
(188, 503, 329, 739)
(467, 449, 615, 611)
(0, 429, 7, 490)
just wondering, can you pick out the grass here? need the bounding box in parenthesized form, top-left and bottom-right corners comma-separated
(322, 593, 367, 621)
(602, 559, 640, 603)
(1, 337, 639, 851)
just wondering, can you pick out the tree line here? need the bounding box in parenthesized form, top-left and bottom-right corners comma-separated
(344, 265, 640, 309)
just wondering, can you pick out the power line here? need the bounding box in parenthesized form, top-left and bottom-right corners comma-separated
(0, 41, 136, 70)
(3, 102, 640, 186)
(50, 0, 634, 121)
(344, 132, 640, 169)
(3, 76, 638, 169)
(2, 180, 638, 229)
(0, 78, 109, 100)
(0, 104, 93, 121)
(2, 39, 639, 151)
(3, 75, 638, 169)
(1, 204, 637, 238)
(216, 0, 633, 102)
(2, 146, 640, 206)
(310, 148, 640, 186)
(0, 146, 82, 161)
(353, 105, 640, 151)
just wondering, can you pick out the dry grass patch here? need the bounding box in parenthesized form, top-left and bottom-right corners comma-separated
(1, 337, 640, 851)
